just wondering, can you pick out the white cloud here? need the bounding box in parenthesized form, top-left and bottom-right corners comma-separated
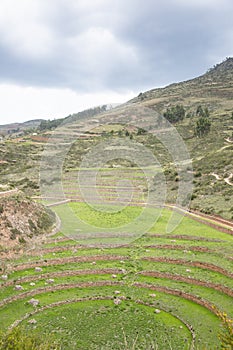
(0, 0, 54, 59)
(67, 27, 139, 82)
(0, 83, 136, 124)
(0, 0, 232, 123)
(172, 0, 230, 8)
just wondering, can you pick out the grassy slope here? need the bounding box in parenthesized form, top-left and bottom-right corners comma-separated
(0, 58, 233, 219)
(0, 206, 232, 349)
(126, 58, 233, 218)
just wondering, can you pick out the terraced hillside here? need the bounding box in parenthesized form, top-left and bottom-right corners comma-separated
(0, 204, 232, 349)
(0, 58, 233, 349)
(1, 60, 233, 218)
(0, 192, 56, 252)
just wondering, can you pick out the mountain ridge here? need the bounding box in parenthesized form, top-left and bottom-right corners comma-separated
(1, 57, 233, 132)
(128, 57, 233, 109)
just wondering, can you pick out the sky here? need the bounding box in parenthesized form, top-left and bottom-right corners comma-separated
(0, 0, 233, 124)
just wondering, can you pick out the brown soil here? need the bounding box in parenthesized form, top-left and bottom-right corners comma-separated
(0, 192, 56, 251)
(139, 271, 233, 297)
(142, 257, 233, 278)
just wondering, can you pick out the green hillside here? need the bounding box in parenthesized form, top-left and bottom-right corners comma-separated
(1, 58, 233, 219)
(0, 58, 233, 349)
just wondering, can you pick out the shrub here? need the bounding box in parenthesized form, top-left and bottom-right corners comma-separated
(196, 116, 211, 137)
(10, 228, 22, 240)
(28, 218, 37, 232)
(37, 210, 55, 232)
(18, 237, 26, 244)
(217, 311, 233, 349)
(0, 327, 61, 350)
(194, 171, 202, 178)
(163, 104, 186, 123)
(10, 228, 22, 236)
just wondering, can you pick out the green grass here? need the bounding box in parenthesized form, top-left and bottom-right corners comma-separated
(54, 203, 233, 241)
(136, 276, 233, 317)
(0, 285, 221, 349)
(1, 59, 233, 349)
(0, 204, 232, 349)
(68, 202, 143, 228)
(149, 210, 233, 240)
(23, 299, 192, 350)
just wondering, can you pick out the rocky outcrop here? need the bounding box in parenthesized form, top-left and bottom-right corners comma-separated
(0, 192, 56, 250)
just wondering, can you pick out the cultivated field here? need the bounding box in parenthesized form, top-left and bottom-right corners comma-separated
(1, 203, 232, 349)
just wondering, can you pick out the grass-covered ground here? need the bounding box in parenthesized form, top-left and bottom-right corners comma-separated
(22, 299, 192, 350)
(0, 204, 232, 349)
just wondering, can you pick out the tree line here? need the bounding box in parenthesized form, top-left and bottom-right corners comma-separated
(163, 104, 211, 137)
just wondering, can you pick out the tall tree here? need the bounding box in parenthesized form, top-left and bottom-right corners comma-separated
(196, 116, 211, 137)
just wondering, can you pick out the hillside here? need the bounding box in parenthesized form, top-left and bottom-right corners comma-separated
(0, 58, 233, 349)
(124, 58, 233, 218)
(130, 57, 233, 108)
(0, 58, 232, 220)
(0, 192, 56, 254)
(0, 119, 44, 137)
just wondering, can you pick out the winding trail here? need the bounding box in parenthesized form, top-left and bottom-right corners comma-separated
(0, 188, 18, 197)
(211, 173, 222, 181)
(211, 172, 233, 186)
(225, 173, 233, 186)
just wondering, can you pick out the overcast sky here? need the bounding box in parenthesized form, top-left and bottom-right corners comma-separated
(0, 0, 233, 124)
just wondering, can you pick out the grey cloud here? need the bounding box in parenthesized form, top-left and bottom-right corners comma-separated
(0, 0, 233, 92)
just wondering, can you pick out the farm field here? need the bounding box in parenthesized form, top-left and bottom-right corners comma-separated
(0, 57, 233, 349)
(1, 204, 232, 349)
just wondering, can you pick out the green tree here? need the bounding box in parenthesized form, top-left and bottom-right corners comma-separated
(196, 116, 211, 137)
(196, 105, 204, 117)
(163, 104, 185, 123)
(196, 105, 210, 118)
(39, 119, 63, 131)
(0, 327, 61, 350)
(204, 107, 210, 118)
(137, 127, 146, 135)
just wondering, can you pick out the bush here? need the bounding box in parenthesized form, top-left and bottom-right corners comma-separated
(28, 218, 37, 232)
(0, 327, 61, 350)
(10, 228, 22, 236)
(10, 228, 22, 240)
(196, 116, 211, 137)
(163, 104, 186, 123)
(217, 311, 233, 349)
(194, 171, 202, 178)
(37, 210, 55, 232)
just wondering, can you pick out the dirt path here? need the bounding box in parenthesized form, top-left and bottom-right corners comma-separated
(0, 188, 18, 197)
(211, 172, 222, 180)
(225, 173, 233, 186)
(166, 204, 233, 234)
(211, 171, 233, 186)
